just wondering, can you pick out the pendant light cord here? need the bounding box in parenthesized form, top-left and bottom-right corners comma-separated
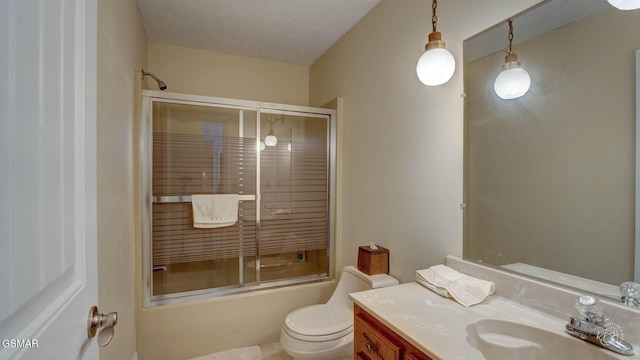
(432, 0, 438, 32)
(506, 18, 514, 55)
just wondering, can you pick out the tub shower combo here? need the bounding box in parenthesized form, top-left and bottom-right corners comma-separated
(141, 91, 336, 305)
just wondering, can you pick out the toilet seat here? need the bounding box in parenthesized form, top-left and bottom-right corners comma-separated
(283, 303, 352, 342)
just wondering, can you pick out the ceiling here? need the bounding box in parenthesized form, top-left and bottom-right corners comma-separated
(136, 0, 381, 66)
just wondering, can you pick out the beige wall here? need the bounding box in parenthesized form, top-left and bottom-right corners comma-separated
(136, 41, 332, 360)
(309, 0, 541, 284)
(97, 0, 147, 359)
(147, 42, 310, 106)
(464, 8, 640, 284)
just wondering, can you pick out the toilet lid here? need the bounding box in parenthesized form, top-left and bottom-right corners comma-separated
(284, 303, 352, 339)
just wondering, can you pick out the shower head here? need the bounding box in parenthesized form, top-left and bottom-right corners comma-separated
(142, 69, 167, 91)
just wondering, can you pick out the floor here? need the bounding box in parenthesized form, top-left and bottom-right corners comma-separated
(189, 343, 293, 360)
(262, 343, 351, 360)
(259, 343, 293, 360)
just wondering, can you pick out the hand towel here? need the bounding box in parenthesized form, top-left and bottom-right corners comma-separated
(192, 194, 239, 229)
(416, 264, 495, 307)
(415, 277, 451, 298)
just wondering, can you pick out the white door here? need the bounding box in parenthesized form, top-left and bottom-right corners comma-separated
(0, 0, 99, 359)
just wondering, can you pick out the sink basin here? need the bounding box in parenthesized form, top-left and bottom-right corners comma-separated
(466, 319, 620, 360)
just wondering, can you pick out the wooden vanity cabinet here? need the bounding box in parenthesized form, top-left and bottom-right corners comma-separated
(354, 304, 433, 360)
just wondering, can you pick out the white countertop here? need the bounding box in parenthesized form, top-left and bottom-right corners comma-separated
(350, 282, 632, 360)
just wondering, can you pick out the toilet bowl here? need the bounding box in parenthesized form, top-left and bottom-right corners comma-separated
(280, 265, 399, 360)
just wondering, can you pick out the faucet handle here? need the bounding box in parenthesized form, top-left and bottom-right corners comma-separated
(620, 281, 640, 307)
(575, 295, 604, 324)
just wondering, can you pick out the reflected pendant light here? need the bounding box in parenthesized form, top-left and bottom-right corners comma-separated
(416, 0, 456, 86)
(494, 18, 531, 100)
(264, 128, 278, 147)
(607, 0, 640, 10)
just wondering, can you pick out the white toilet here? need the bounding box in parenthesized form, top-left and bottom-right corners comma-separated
(280, 265, 399, 360)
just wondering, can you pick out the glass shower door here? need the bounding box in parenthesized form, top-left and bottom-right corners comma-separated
(151, 101, 257, 296)
(142, 93, 335, 305)
(258, 112, 330, 282)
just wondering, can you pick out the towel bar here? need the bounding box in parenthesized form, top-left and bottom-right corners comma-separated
(152, 194, 255, 203)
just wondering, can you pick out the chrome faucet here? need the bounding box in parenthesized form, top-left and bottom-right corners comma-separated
(565, 295, 634, 356)
(620, 282, 640, 308)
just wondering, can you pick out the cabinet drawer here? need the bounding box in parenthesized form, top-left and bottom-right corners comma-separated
(354, 314, 401, 360)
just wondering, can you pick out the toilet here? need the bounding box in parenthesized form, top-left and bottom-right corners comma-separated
(280, 265, 399, 360)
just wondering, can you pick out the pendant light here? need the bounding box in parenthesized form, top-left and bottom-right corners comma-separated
(607, 0, 640, 10)
(416, 0, 456, 86)
(494, 18, 531, 100)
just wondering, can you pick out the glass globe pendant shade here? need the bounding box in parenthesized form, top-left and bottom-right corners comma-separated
(607, 0, 640, 10)
(494, 54, 531, 100)
(264, 129, 278, 147)
(257, 141, 266, 151)
(416, 32, 456, 86)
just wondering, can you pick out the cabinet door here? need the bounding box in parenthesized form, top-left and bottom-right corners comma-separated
(406, 352, 433, 360)
(354, 314, 402, 360)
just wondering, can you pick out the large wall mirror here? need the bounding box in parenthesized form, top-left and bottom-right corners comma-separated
(463, 0, 640, 303)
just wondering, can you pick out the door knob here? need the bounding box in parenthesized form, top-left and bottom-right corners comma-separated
(87, 306, 118, 347)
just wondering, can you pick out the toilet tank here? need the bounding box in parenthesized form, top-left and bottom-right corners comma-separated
(327, 265, 398, 309)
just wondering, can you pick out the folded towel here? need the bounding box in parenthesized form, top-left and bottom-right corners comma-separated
(416, 265, 495, 307)
(192, 194, 239, 229)
(416, 278, 451, 298)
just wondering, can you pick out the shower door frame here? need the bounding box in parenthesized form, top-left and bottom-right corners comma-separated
(141, 90, 336, 307)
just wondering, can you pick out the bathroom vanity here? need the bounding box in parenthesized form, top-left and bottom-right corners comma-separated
(354, 303, 432, 360)
(350, 256, 640, 360)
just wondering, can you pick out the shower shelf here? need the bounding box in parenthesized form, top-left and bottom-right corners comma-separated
(152, 194, 256, 203)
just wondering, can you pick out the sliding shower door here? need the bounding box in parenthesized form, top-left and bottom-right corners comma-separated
(258, 112, 329, 282)
(150, 101, 258, 296)
(142, 92, 335, 305)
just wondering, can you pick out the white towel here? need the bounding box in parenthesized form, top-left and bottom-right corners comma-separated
(416, 264, 495, 307)
(192, 194, 239, 229)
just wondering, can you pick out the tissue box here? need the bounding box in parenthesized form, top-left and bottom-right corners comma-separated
(357, 246, 389, 275)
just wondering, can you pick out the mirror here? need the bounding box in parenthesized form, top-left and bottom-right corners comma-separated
(463, 0, 640, 302)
